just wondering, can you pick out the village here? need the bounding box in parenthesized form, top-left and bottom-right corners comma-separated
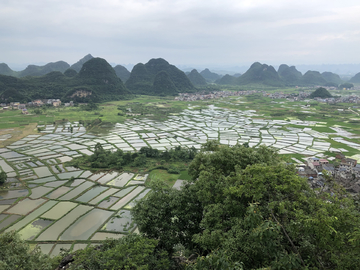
(0, 99, 75, 114)
(298, 153, 360, 194)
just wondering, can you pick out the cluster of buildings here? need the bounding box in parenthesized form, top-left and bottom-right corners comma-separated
(298, 153, 360, 193)
(0, 100, 75, 114)
(313, 95, 360, 104)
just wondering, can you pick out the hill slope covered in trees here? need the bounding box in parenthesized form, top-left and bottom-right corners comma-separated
(125, 58, 195, 95)
(0, 58, 132, 102)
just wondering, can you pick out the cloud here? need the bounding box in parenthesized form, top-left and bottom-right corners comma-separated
(1, 0, 360, 68)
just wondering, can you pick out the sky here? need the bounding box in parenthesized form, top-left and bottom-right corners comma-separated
(1, 0, 360, 71)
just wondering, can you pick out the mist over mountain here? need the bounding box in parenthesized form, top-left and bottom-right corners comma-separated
(215, 74, 237, 85)
(295, 64, 360, 77)
(321, 72, 343, 85)
(349, 72, 360, 83)
(200, 68, 222, 83)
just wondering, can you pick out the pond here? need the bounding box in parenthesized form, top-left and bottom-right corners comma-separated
(110, 186, 145, 210)
(0, 189, 29, 200)
(98, 196, 120, 208)
(5, 201, 57, 234)
(5, 198, 46, 215)
(102, 210, 136, 233)
(75, 186, 109, 203)
(36, 205, 93, 241)
(60, 208, 114, 240)
(41, 201, 78, 220)
(19, 219, 54, 240)
(88, 188, 119, 205)
(59, 182, 94, 201)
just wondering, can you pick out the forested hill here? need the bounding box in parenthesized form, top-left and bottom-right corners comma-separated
(70, 54, 94, 72)
(125, 58, 196, 95)
(0, 61, 70, 78)
(0, 57, 132, 103)
(237, 62, 284, 87)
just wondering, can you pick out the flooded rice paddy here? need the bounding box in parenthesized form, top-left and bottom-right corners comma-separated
(1, 104, 360, 255)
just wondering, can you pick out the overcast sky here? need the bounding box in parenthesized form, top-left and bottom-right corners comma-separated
(1, 0, 360, 70)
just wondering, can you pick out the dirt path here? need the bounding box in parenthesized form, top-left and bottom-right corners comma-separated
(0, 123, 40, 148)
(348, 107, 360, 116)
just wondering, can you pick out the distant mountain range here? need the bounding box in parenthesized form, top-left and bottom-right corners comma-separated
(0, 57, 132, 103)
(1, 54, 360, 102)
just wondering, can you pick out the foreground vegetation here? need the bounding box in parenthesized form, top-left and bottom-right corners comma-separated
(2, 144, 360, 269)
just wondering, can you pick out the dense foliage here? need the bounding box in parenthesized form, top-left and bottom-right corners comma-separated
(66, 234, 171, 270)
(133, 143, 360, 269)
(0, 171, 6, 185)
(71, 143, 197, 170)
(309, 87, 333, 98)
(0, 231, 58, 270)
(339, 82, 354, 89)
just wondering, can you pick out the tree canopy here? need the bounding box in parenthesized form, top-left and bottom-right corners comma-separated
(133, 144, 360, 269)
(309, 87, 333, 98)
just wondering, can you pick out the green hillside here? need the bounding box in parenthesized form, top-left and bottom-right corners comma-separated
(18, 61, 70, 77)
(349, 72, 360, 83)
(278, 64, 302, 85)
(187, 69, 207, 86)
(200, 68, 221, 82)
(152, 71, 178, 95)
(125, 58, 195, 95)
(0, 58, 132, 102)
(215, 74, 237, 85)
(237, 62, 284, 87)
(309, 87, 332, 98)
(0, 63, 18, 77)
(64, 68, 77, 77)
(113, 65, 130, 82)
(70, 54, 94, 72)
(321, 71, 343, 85)
(301, 70, 327, 85)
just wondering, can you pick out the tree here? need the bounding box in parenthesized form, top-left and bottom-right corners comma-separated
(309, 87, 332, 98)
(67, 234, 170, 270)
(0, 171, 6, 185)
(339, 82, 354, 89)
(132, 181, 203, 254)
(0, 231, 57, 270)
(133, 144, 360, 269)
